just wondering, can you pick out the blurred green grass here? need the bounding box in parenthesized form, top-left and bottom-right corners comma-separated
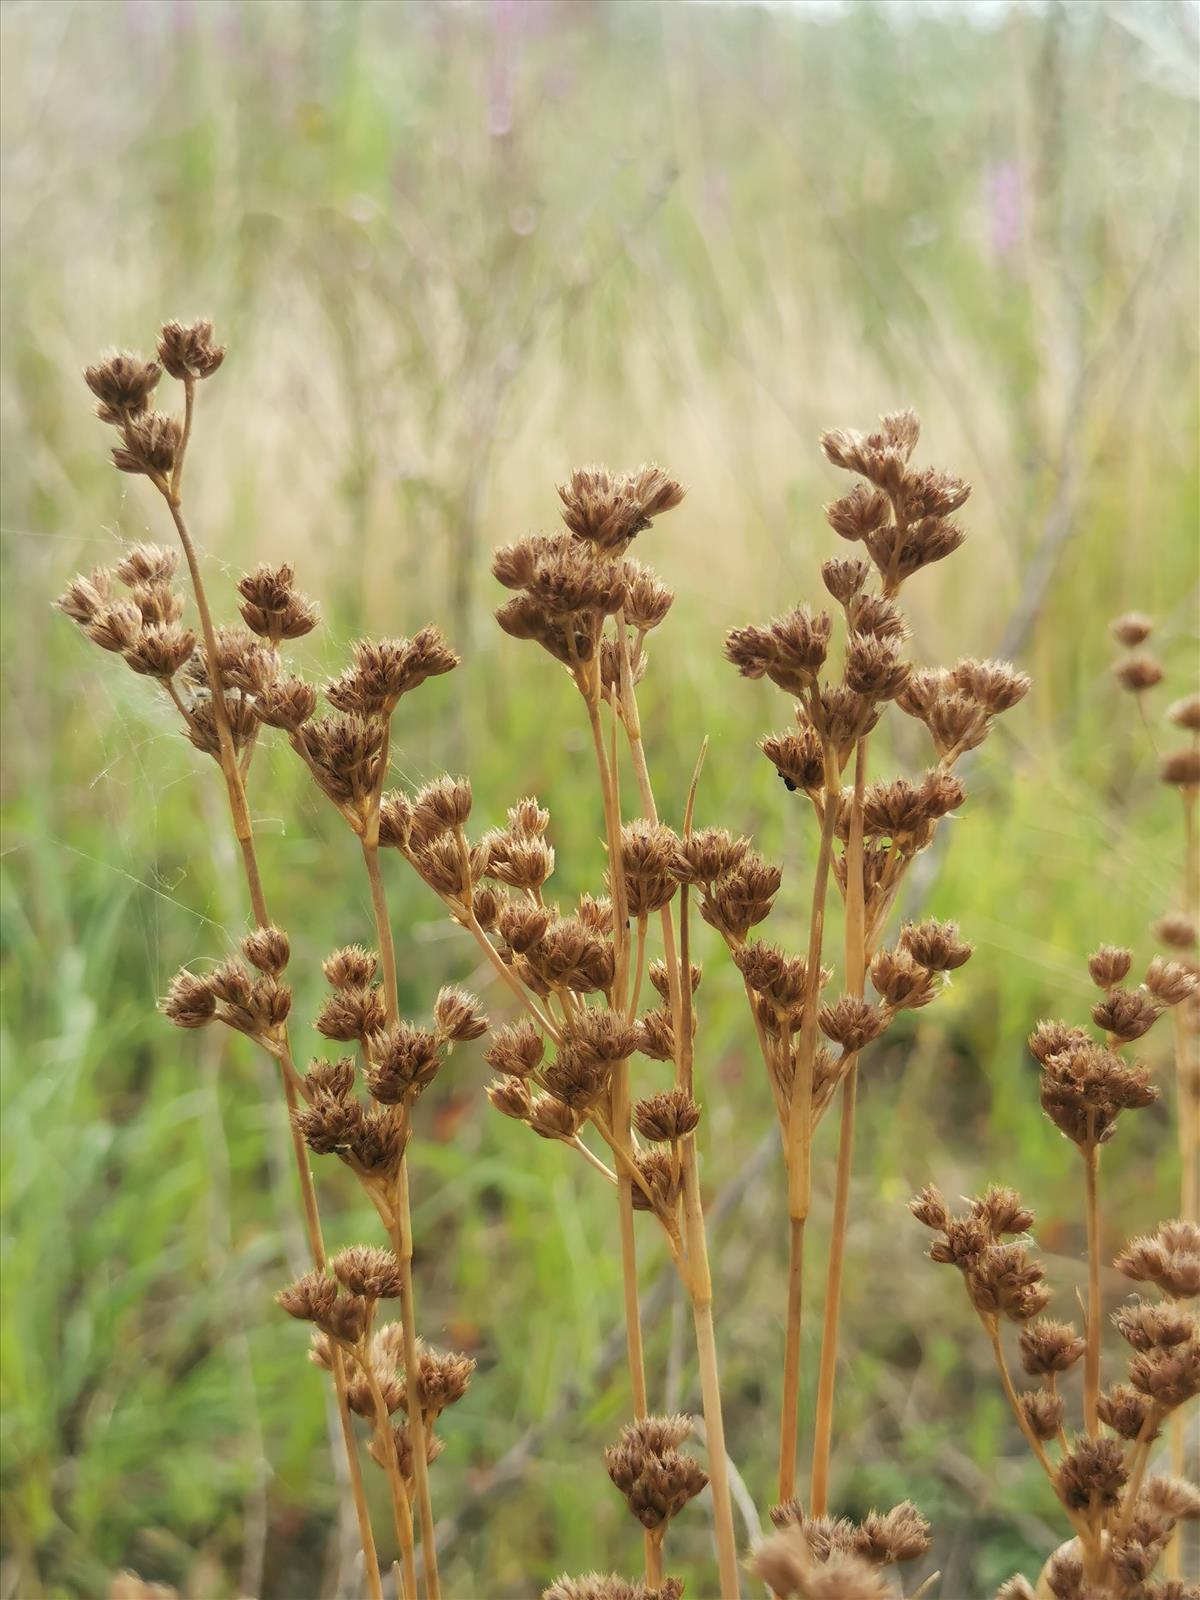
(1, 1, 1197, 1596)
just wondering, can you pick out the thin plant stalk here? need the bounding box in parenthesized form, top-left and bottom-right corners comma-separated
(780, 759, 840, 1504)
(809, 735, 869, 1515)
(361, 832, 442, 1600)
(582, 667, 655, 1580)
(617, 643, 742, 1594)
(1083, 1130, 1102, 1438)
(677, 742, 741, 1600)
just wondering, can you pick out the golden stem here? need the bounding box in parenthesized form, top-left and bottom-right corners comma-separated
(810, 735, 869, 1515)
(1083, 1133, 1102, 1438)
(779, 756, 839, 1503)
(361, 1359, 418, 1600)
(390, 1185, 441, 1600)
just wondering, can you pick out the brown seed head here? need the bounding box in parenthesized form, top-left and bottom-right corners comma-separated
(1166, 692, 1200, 733)
(761, 727, 824, 794)
(1057, 1436, 1129, 1510)
(323, 945, 378, 990)
(821, 556, 871, 603)
(56, 567, 114, 625)
(162, 969, 217, 1028)
(1161, 747, 1200, 788)
(116, 542, 179, 586)
(844, 633, 910, 700)
(255, 675, 318, 731)
(1111, 612, 1154, 648)
(1092, 986, 1162, 1042)
(331, 1246, 404, 1300)
(240, 925, 290, 976)
(1098, 1383, 1162, 1440)
(111, 411, 182, 478)
(971, 1185, 1035, 1238)
(1018, 1318, 1086, 1375)
(1112, 1298, 1197, 1352)
(433, 986, 488, 1042)
(899, 918, 973, 972)
(84, 350, 162, 419)
(1114, 654, 1165, 694)
(648, 959, 701, 1000)
(276, 1269, 338, 1326)
(156, 318, 225, 380)
(619, 821, 682, 916)
(1088, 945, 1133, 988)
(697, 850, 782, 939)
(949, 657, 1031, 715)
(1019, 1388, 1065, 1442)
(1144, 957, 1198, 1006)
(819, 995, 886, 1052)
(304, 1058, 355, 1100)
(1115, 1221, 1200, 1299)
(364, 1023, 442, 1103)
(634, 1089, 701, 1143)
(909, 1184, 949, 1231)
(673, 827, 751, 886)
(630, 1149, 682, 1213)
(315, 984, 387, 1042)
(852, 1501, 932, 1566)
(557, 463, 684, 553)
(1155, 913, 1198, 951)
(487, 1074, 533, 1119)
(484, 1019, 545, 1077)
(870, 947, 939, 1009)
(527, 1092, 580, 1140)
(123, 623, 196, 679)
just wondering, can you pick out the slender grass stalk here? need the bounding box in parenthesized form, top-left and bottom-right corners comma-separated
(809, 735, 869, 1514)
(779, 769, 839, 1504)
(1082, 1131, 1102, 1439)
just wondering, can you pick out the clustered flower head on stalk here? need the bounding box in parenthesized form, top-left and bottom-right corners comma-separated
(747, 1500, 935, 1600)
(913, 942, 1199, 1599)
(722, 409, 1029, 1520)
(488, 466, 742, 1598)
(59, 321, 488, 1600)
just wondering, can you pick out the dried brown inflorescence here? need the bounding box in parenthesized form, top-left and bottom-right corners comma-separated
(722, 409, 1026, 1521)
(915, 945, 1199, 1598)
(62, 319, 488, 1600)
(480, 465, 744, 1594)
(748, 1499, 932, 1598)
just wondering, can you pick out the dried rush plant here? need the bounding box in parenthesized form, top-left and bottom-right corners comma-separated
(912, 940, 1199, 1600)
(56, 322, 487, 1600)
(1109, 611, 1200, 1581)
(718, 410, 1030, 1545)
(365, 467, 742, 1597)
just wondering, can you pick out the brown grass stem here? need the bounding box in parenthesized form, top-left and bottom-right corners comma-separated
(810, 735, 870, 1516)
(779, 757, 840, 1503)
(1082, 1134, 1102, 1438)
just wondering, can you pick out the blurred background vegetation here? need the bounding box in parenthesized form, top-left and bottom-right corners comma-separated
(1, 1, 1197, 1596)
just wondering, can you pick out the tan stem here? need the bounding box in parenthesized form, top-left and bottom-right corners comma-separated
(361, 824, 442, 1599)
(391, 1179, 441, 1600)
(810, 735, 869, 1515)
(678, 866, 741, 1598)
(1083, 1135, 1101, 1438)
(160, 486, 379, 1589)
(779, 765, 839, 1503)
(362, 842, 399, 1027)
(778, 1216, 806, 1505)
(362, 1359, 418, 1600)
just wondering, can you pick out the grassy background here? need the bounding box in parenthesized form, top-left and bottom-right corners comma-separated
(1, 1, 1197, 1596)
